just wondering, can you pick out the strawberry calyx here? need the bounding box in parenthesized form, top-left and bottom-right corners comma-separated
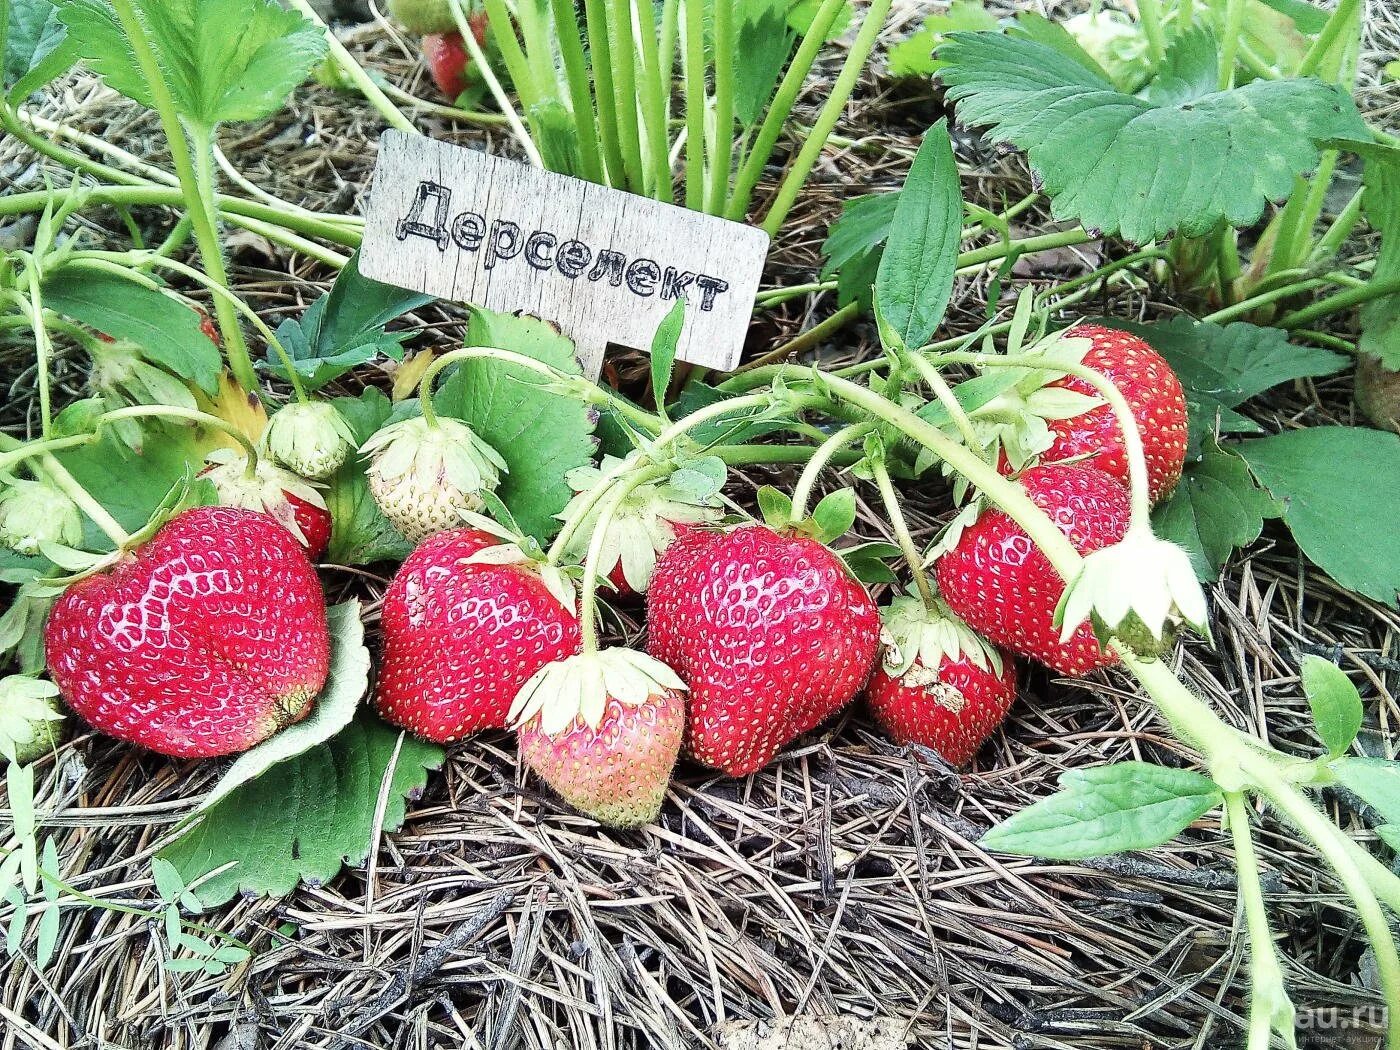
(202, 448, 328, 549)
(1054, 524, 1211, 657)
(0, 477, 84, 556)
(879, 593, 1004, 680)
(509, 648, 686, 738)
(0, 675, 68, 765)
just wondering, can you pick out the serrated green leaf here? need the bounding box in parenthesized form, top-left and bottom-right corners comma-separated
(1238, 427, 1400, 606)
(159, 713, 443, 907)
(938, 27, 1368, 243)
(324, 389, 411, 566)
(434, 308, 597, 543)
(58, 0, 326, 129)
(42, 269, 222, 393)
(981, 762, 1222, 860)
(1299, 655, 1363, 758)
(1152, 440, 1279, 579)
(820, 192, 899, 279)
(733, 0, 792, 127)
(5, 0, 78, 98)
(874, 119, 963, 351)
(1331, 758, 1400, 826)
(886, 0, 998, 78)
(198, 602, 369, 810)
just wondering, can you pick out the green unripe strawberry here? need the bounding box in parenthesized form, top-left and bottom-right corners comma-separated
(265, 401, 358, 480)
(0, 478, 83, 555)
(388, 0, 459, 35)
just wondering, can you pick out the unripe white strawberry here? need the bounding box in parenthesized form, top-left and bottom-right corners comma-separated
(202, 450, 332, 557)
(0, 675, 68, 765)
(264, 401, 358, 480)
(388, 0, 460, 34)
(0, 479, 84, 555)
(359, 416, 507, 545)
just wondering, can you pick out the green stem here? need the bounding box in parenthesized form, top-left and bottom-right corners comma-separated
(705, 0, 735, 213)
(1138, 0, 1168, 68)
(1217, 0, 1245, 89)
(585, 0, 628, 187)
(759, 0, 893, 236)
(735, 302, 861, 372)
(633, 0, 673, 202)
(284, 0, 417, 133)
(38, 453, 130, 547)
(454, 0, 542, 167)
(871, 455, 935, 609)
(379, 81, 511, 126)
(1224, 792, 1292, 1050)
(1311, 185, 1365, 264)
(609, 0, 646, 192)
(19, 275, 52, 437)
(551, 0, 605, 184)
(99, 406, 260, 467)
(681, 0, 707, 209)
(1296, 0, 1361, 78)
(482, 0, 541, 110)
(577, 466, 667, 652)
(788, 423, 870, 522)
(901, 351, 982, 461)
(0, 434, 96, 474)
(726, 0, 846, 221)
(1275, 274, 1400, 330)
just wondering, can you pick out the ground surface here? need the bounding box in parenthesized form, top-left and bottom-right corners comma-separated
(2, 2, 1399, 1048)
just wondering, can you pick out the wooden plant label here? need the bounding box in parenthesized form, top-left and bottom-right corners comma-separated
(359, 131, 771, 376)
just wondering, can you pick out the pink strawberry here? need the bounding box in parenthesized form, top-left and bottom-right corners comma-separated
(646, 524, 881, 776)
(422, 14, 487, 100)
(44, 507, 330, 758)
(1002, 324, 1188, 502)
(375, 528, 580, 742)
(513, 649, 685, 827)
(866, 595, 1017, 765)
(934, 464, 1129, 676)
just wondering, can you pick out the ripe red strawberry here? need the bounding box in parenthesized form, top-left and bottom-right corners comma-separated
(513, 649, 685, 827)
(934, 464, 1130, 676)
(866, 596, 1017, 765)
(1000, 324, 1187, 502)
(422, 14, 486, 100)
(375, 527, 580, 742)
(44, 507, 330, 758)
(646, 524, 881, 776)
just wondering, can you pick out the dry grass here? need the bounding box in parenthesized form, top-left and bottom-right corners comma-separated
(2, 3, 1399, 1047)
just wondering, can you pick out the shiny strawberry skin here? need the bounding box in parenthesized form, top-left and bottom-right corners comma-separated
(375, 528, 580, 742)
(646, 524, 881, 776)
(519, 690, 684, 828)
(44, 507, 330, 758)
(1040, 324, 1187, 502)
(867, 652, 1016, 765)
(288, 492, 331, 561)
(935, 465, 1129, 676)
(422, 14, 485, 99)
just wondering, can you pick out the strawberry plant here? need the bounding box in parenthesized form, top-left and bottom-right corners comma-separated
(1, 0, 1399, 1044)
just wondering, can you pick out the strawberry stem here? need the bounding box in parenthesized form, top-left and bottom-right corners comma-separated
(577, 468, 665, 652)
(870, 456, 936, 611)
(37, 453, 131, 548)
(788, 422, 871, 523)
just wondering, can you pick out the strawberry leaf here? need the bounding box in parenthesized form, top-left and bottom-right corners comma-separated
(324, 388, 411, 565)
(1237, 427, 1400, 607)
(1331, 758, 1400, 827)
(981, 762, 1222, 860)
(1299, 655, 1363, 760)
(434, 308, 597, 543)
(887, 0, 998, 79)
(57, 0, 326, 130)
(938, 27, 1368, 242)
(158, 713, 443, 907)
(5, 0, 78, 99)
(197, 602, 370, 810)
(1333, 140, 1400, 369)
(1152, 440, 1279, 580)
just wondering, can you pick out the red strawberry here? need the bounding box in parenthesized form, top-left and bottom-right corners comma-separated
(646, 524, 881, 776)
(375, 528, 580, 742)
(195, 308, 220, 347)
(44, 507, 330, 758)
(288, 493, 332, 560)
(934, 464, 1129, 676)
(1001, 324, 1187, 502)
(423, 14, 486, 100)
(199, 453, 332, 560)
(866, 596, 1017, 765)
(513, 649, 685, 827)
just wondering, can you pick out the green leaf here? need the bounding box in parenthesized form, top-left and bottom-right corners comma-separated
(649, 298, 685, 418)
(886, 0, 998, 78)
(42, 269, 222, 393)
(324, 389, 410, 565)
(810, 488, 857, 543)
(264, 251, 433, 391)
(1096, 316, 1346, 457)
(198, 602, 369, 810)
(1299, 655, 1363, 759)
(1152, 440, 1279, 580)
(938, 27, 1368, 243)
(785, 0, 851, 38)
(159, 713, 443, 907)
(733, 0, 792, 127)
(1238, 427, 1400, 606)
(434, 308, 597, 543)
(5, 0, 78, 98)
(58, 0, 326, 129)
(1339, 140, 1400, 369)
(838, 540, 902, 585)
(821, 191, 899, 279)
(150, 857, 185, 903)
(1331, 758, 1400, 826)
(873, 119, 963, 351)
(756, 484, 793, 529)
(34, 904, 57, 970)
(1377, 825, 1400, 851)
(1253, 0, 1327, 34)
(981, 762, 1222, 860)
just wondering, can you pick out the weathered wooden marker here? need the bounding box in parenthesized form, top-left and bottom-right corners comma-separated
(359, 131, 771, 377)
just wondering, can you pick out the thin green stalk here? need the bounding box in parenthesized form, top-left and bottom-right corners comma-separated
(104, 0, 257, 393)
(1137, 0, 1168, 68)
(1225, 792, 1293, 1050)
(1311, 185, 1365, 264)
(514, 0, 558, 104)
(705, 0, 735, 213)
(0, 434, 96, 474)
(453, 0, 542, 166)
(901, 352, 982, 460)
(1274, 274, 1400, 330)
(550, 0, 605, 183)
(284, 0, 416, 133)
(1297, 0, 1361, 78)
(788, 423, 870, 522)
(633, 0, 674, 202)
(1217, 0, 1246, 89)
(871, 455, 935, 609)
(577, 467, 667, 652)
(99, 406, 260, 466)
(1200, 277, 1329, 324)
(609, 0, 646, 192)
(727, 0, 846, 221)
(482, 0, 542, 110)
(585, 0, 628, 187)
(20, 275, 52, 437)
(760, 0, 893, 235)
(681, 0, 707, 209)
(736, 302, 861, 372)
(39, 453, 129, 547)
(658, 0, 680, 130)
(380, 81, 511, 126)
